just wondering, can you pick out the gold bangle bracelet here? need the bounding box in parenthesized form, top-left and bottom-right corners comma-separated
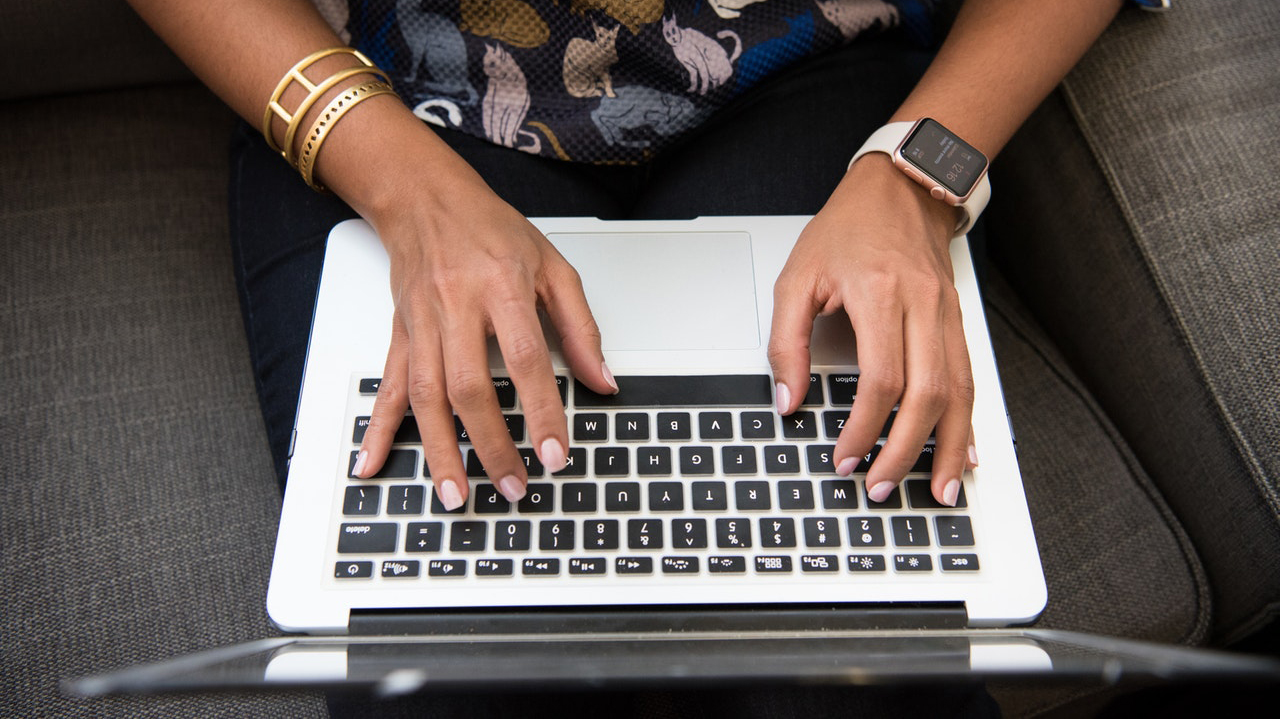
(281, 65, 392, 166)
(296, 80, 397, 192)
(259, 47, 384, 157)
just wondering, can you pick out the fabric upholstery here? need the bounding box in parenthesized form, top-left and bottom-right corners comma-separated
(989, 0, 1280, 643)
(0, 84, 325, 717)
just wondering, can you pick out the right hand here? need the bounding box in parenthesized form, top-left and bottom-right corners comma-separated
(350, 167, 617, 510)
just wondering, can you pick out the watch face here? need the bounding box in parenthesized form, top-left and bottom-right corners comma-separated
(900, 119, 988, 198)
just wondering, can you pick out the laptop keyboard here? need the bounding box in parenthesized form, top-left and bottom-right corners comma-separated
(332, 372, 980, 585)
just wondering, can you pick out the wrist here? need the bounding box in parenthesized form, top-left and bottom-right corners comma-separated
(842, 153, 961, 251)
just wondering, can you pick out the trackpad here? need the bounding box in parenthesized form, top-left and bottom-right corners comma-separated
(548, 232, 760, 351)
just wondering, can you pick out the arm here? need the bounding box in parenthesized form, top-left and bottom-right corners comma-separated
(769, 0, 1123, 505)
(126, 0, 618, 508)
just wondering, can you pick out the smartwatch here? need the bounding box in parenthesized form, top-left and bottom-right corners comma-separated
(848, 118, 991, 238)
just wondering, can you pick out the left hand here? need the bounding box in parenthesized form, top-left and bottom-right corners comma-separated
(768, 153, 977, 506)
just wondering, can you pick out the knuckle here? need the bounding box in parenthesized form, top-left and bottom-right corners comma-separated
(503, 330, 548, 373)
(406, 373, 445, 408)
(909, 374, 950, 414)
(951, 370, 976, 406)
(860, 370, 905, 402)
(445, 369, 491, 407)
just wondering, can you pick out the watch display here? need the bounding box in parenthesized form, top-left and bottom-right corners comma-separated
(899, 119, 988, 199)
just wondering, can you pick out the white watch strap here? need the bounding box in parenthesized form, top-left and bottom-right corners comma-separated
(848, 121, 991, 238)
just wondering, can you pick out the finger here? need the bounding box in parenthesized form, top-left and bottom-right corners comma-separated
(492, 289, 569, 474)
(541, 260, 617, 395)
(834, 297, 903, 478)
(966, 427, 979, 471)
(439, 317, 526, 502)
(767, 270, 822, 416)
(356, 312, 412, 478)
(399, 315, 469, 512)
(929, 303, 975, 506)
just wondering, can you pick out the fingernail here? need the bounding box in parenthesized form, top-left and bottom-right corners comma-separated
(352, 449, 369, 477)
(835, 456, 857, 477)
(498, 474, 526, 502)
(867, 481, 895, 503)
(775, 382, 791, 414)
(601, 361, 619, 394)
(967, 444, 979, 469)
(439, 480, 465, 511)
(540, 437, 567, 473)
(942, 479, 960, 507)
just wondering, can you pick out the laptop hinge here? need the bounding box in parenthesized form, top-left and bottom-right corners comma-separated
(348, 603, 968, 636)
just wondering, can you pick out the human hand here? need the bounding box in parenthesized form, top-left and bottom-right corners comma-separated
(769, 154, 977, 506)
(349, 165, 618, 509)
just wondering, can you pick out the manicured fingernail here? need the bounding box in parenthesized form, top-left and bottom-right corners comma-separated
(540, 437, 567, 473)
(439, 480, 464, 511)
(775, 382, 791, 413)
(601, 361, 619, 394)
(835, 456, 857, 476)
(352, 449, 369, 477)
(942, 479, 961, 507)
(498, 474, 526, 502)
(967, 445, 979, 469)
(867, 481, 895, 503)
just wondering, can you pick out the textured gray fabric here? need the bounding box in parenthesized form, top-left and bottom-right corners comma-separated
(0, 85, 325, 717)
(0, 0, 191, 101)
(989, 0, 1280, 644)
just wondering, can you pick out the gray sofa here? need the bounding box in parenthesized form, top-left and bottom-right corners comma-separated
(2, 1, 1276, 717)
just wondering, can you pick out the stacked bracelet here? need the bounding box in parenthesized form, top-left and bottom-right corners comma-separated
(296, 80, 396, 192)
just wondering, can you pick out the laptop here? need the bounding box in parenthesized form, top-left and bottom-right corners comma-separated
(68, 216, 1280, 696)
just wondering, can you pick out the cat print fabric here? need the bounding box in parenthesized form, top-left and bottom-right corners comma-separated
(331, 0, 938, 163)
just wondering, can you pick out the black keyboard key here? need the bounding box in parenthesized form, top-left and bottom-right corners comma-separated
(349, 449, 416, 479)
(616, 556, 654, 574)
(648, 482, 684, 511)
(338, 523, 397, 553)
(822, 412, 846, 440)
(594, 447, 629, 476)
(722, 446, 757, 474)
(491, 377, 517, 409)
(464, 450, 487, 478)
(739, 411, 775, 440)
(672, 518, 708, 549)
(522, 558, 560, 576)
(800, 555, 839, 573)
(764, 445, 801, 474)
(569, 557, 607, 575)
(708, 556, 747, 573)
(848, 445, 882, 474)
(820, 480, 860, 509)
(605, 482, 641, 512)
(806, 445, 837, 474)
(343, 486, 380, 516)
(691, 481, 728, 511)
(561, 483, 598, 512)
(476, 559, 514, 576)
(539, 520, 575, 551)
(699, 412, 734, 440)
(759, 518, 797, 548)
(628, 519, 663, 550)
(755, 555, 793, 573)
(827, 374, 859, 406)
(574, 413, 608, 442)
(679, 446, 715, 475)
(358, 378, 381, 395)
(381, 560, 420, 578)
(554, 376, 569, 406)
(430, 486, 467, 515)
(801, 374, 824, 407)
(352, 416, 421, 445)
(449, 522, 486, 552)
(519, 448, 544, 477)
(428, 559, 466, 577)
(336, 561, 373, 578)
(941, 554, 980, 572)
(657, 412, 692, 440)
(912, 445, 936, 474)
(494, 521, 532, 551)
(585, 519, 619, 550)
(405, 522, 443, 552)
(637, 446, 672, 476)
(777, 481, 815, 510)
(616, 413, 650, 441)
(661, 556, 700, 574)
(891, 516, 930, 547)
(803, 517, 841, 547)
(716, 518, 753, 549)
(894, 554, 933, 572)
(553, 447, 588, 477)
(504, 415, 526, 443)
(575, 375, 772, 408)
(906, 478, 968, 509)
(386, 485, 424, 515)
(735, 481, 771, 510)
(863, 479, 902, 509)
(473, 484, 510, 514)
(781, 411, 818, 439)
(518, 483, 555, 513)
(847, 517, 886, 547)
(848, 554, 886, 572)
(935, 516, 975, 546)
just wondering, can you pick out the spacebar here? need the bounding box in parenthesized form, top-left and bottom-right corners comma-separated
(574, 375, 773, 408)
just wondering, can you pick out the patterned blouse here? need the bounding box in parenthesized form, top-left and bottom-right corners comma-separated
(313, 0, 942, 163)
